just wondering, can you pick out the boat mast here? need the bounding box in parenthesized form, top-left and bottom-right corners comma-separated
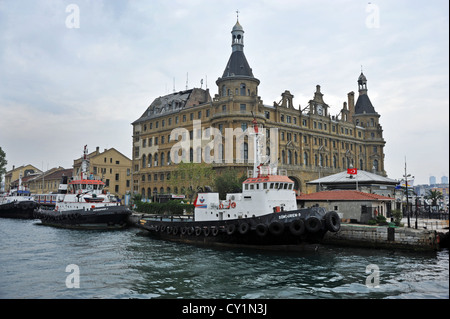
(251, 113, 263, 178)
(80, 145, 89, 180)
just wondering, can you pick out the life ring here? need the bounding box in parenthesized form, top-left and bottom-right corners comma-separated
(324, 211, 341, 232)
(203, 227, 210, 237)
(195, 227, 202, 236)
(154, 225, 160, 232)
(166, 226, 172, 234)
(187, 227, 194, 235)
(226, 224, 236, 235)
(305, 216, 322, 233)
(238, 222, 249, 235)
(289, 219, 305, 236)
(161, 225, 166, 232)
(255, 223, 268, 237)
(172, 226, 179, 235)
(181, 227, 187, 235)
(269, 221, 284, 236)
(219, 203, 224, 209)
(230, 202, 236, 209)
(211, 227, 219, 236)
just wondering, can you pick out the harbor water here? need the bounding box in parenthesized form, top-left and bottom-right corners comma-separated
(0, 218, 448, 299)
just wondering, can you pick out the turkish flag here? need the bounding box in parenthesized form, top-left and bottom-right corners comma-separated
(347, 168, 357, 175)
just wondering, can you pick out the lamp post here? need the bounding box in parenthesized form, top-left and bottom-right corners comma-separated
(403, 159, 414, 228)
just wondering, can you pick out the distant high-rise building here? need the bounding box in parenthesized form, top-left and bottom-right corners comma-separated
(429, 176, 436, 185)
(442, 176, 449, 184)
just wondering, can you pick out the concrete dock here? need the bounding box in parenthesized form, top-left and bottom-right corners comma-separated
(323, 223, 447, 251)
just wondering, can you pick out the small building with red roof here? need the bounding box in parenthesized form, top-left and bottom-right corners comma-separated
(297, 190, 394, 223)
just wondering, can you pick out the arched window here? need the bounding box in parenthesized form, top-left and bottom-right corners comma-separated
(222, 85, 226, 96)
(240, 142, 248, 162)
(240, 83, 246, 96)
(288, 150, 292, 165)
(373, 159, 379, 171)
(160, 153, 165, 166)
(333, 155, 337, 168)
(167, 151, 171, 165)
(295, 151, 298, 165)
(142, 154, 146, 168)
(282, 150, 286, 164)
(154, 153, 158, 166)
(360, 159, 364, 170)
(303, 152, 308, 166)
(147, 188, 151, 198)
(148, 154, 152, 167)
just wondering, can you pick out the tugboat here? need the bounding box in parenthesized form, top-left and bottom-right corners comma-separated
(138, 118, 341, 249)
(0, 173, 38, 219)
(35, 146, 131, 229)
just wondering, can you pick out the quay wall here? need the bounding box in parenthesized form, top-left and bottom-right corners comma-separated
(323, 224, 440, 251)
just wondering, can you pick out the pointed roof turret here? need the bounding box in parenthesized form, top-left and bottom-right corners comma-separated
(354, 72, 377, 114)
(221, 18, 256, 79)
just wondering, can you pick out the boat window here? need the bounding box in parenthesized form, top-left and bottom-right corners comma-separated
(250, 184, 254, 190)
(274, 183, 279, 189)
(263, 183, 267, 189)
(270, 183, 274, 189)
(82, 184, 87, 190)
(284, 183, 288, 189)
(244, 184, 248, 190)
(288, 184, 293, 190)
(256, 184, 259, 190)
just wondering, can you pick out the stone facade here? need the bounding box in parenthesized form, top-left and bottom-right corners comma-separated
(131, 19, 386, 200)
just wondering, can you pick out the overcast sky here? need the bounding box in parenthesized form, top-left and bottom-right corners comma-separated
(0, 0, 448, 185)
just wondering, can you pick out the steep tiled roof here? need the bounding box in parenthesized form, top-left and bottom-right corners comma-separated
(297, 190, 394, 201)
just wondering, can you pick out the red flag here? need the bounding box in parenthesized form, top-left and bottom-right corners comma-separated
(347, 168, 357, 175)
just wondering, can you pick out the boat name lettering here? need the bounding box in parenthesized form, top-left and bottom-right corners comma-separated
(278, 213, 299, 219)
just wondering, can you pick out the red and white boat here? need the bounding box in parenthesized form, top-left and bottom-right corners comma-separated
(36, 146, 131, 229)
(139, 118, 341, 249)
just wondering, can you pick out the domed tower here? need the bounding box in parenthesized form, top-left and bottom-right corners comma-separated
(212, 17, 263, 168)
(215, 18, 260, 101)
(352, 71, 386, 175)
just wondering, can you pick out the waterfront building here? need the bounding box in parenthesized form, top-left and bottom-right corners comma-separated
(4, 164, 42, 192)
(131, 18, 386, 199)
(27, 167, 73, 194)
(307, 169, 397, 198)
(297, 190, 394, 223)
(73, 147, 132, 200)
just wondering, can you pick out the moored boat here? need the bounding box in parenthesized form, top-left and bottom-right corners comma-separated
(35, 146, 131, 229)
(0, 174, 39, 219)
(138, 118, 341, 249)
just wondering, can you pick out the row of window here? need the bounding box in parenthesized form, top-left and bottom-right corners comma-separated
(278, 150, 380, 171)
(142, 110, 211, 132)
(244, 182, 294, 191)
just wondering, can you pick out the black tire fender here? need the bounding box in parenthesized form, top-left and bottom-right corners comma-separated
(269, 221, 284, 236)
(289, 219, 305, 236)
(305, 216, 322, 233)
(324, 211, 341, 232)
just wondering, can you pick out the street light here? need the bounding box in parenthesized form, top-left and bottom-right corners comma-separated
(403, 158, 414, 228)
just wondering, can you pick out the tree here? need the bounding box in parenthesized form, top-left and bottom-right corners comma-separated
(214, 169, 247, 200)
(0, 147, 7, 185)
(169, 161, 214, 201)
(425, 189, 443, 206)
